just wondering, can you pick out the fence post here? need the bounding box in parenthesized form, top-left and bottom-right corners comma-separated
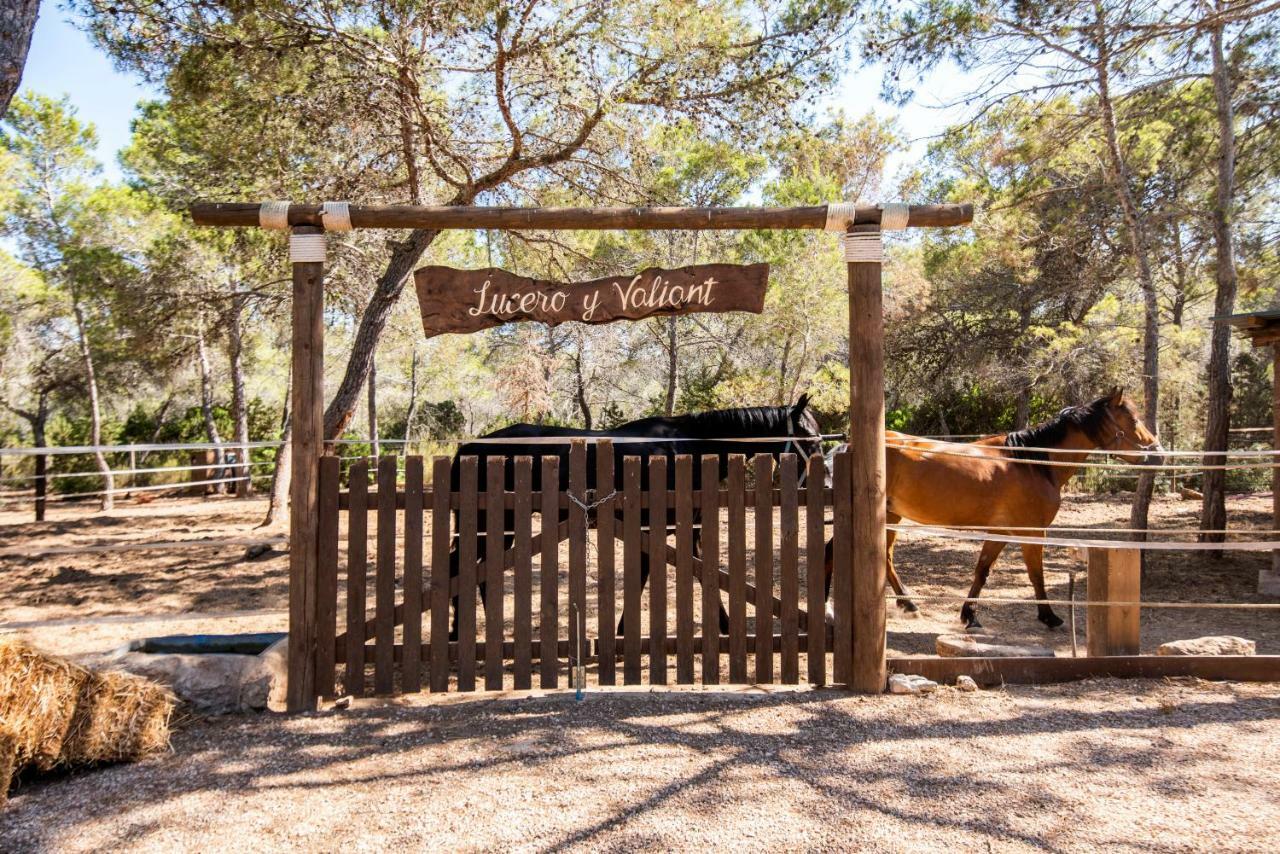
(1086, 547, 1141, 656)
(287, 223, 326, 712)
(847, 222, 887, 692)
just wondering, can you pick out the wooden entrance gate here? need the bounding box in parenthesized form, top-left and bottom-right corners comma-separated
(314, 441, 856, 696)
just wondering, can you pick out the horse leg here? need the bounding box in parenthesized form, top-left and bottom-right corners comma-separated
(960, 540, 1007, 630)
(616, 547, 653, 636)
(885, 513, 917, 613)
(448, 544, 461, 642)
(823, 538, 835, 624)
(694, 522, 730, 634)
(1021, 541, 1063, 628)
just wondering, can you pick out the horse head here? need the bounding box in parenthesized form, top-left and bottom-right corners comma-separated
(1096, 387, 1163, 465)
(788, 393, 830, 486)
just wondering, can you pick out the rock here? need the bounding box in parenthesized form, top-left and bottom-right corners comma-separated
(108, 652, 273, 714)
(1156, 636, 1255, 657)
(955, 675, 979, 692)
(936, 634, 1055, 658)
(259, 637, 289, 712)
(888, 673, 938, 695)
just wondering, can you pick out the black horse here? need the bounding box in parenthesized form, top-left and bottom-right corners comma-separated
(447, 396, 825, 639)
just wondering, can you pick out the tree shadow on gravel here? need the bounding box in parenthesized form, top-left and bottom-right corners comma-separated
(3, 681, 1277, 851)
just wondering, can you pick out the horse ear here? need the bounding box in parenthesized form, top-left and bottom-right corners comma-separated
(1110, 387, 1124, 405)
(794, 393, 810, 413)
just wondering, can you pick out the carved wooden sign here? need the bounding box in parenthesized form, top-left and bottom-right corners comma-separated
(414, 263, 768, 338)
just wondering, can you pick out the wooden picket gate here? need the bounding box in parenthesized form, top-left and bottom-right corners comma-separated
(313, 441, 855, 697)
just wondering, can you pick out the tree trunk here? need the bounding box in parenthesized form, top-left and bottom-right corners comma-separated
(195, 320, 226, 494)
(1199, 12, 1239, 554)
(19, 392, 49, 522)
(227, 293, 253, 497)
(368, 351, 379, 458)
(261, 383, 292, 529)
(664, 315, 678, 416)
(404, 349, 419, 446)
(1093, 11, 1160, 539)
(0, 0, 39, 118)
(323, 228, 440, 440)
(72, 297, 113, 510)
(574, 336, 593, 429)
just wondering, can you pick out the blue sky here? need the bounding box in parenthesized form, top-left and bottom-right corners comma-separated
(17, 2, 969, 188)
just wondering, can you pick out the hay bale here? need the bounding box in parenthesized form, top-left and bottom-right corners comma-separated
(61, 669, 173, 764)
(0, 636, 89, 770)
(0, 724, 16, 806)
(0, 638, 173, 782)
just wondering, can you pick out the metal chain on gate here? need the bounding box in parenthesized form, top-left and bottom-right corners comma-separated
(565, 488, 617, 515)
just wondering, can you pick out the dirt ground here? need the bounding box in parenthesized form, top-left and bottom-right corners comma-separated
(2, 492, 1279, 849)
(3, 680, 1279, 851)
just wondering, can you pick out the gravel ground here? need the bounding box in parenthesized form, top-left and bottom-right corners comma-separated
(2, 679, 1278, 851)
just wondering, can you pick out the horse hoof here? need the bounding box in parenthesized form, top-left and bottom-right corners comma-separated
(1039, 612, 1065, 629)
(964, 617, 983, 632)
(897, 598, 919, 614)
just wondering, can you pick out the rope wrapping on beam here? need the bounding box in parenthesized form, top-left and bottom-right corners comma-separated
(320, 201, 353, 231)
(842, 231, 882, 263)
(259, 200, 291, 230)
(289, 233, 326, 263)
(879, 202, 910, 231)
(823, 202, 860, 231)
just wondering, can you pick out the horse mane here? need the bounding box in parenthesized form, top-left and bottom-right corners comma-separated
(675, 404, 795, 436)
(1003, 396, 1111, 466)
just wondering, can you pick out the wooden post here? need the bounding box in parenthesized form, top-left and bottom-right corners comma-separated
(1087, 547, 1141, 656)
(33, 451, 46, 522)
(287, 224, 325, 712)
(1269, 346, 1280, 590)
(847, 223, 888, 693)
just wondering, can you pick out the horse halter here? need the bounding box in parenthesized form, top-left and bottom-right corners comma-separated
(782, 418, 823, 486)
(1099, 408, 1160, 453)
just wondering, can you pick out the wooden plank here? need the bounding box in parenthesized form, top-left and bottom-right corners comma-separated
(343, 485, 837, 512)
(805, 453, 826, 685)
(286, 224, 325, 712)
(568, 441, 588, 688)
(648, 456, 669, 685)
(374, 455, 397, 695)
(192, 202, 974, 231)
(315, 455, 339, 699)
(597, 441, 617, 686)
(346, 631, 850, 665)
(540, 456, 560, 688)
(727, 455, 748, 683)
(429, 457, 452, 692)
(891, 655, 1280, 686)
(848, 223, 888, 694)
(675, 455, 695, 683)
(832, 449, 853, 686)
(343, 461, 368, 697)
(416, 264, 767, 338)
(402, 456, 424, 693)
(701, 455, 721, 684)
(457, 456, 478, 691)
(513, 456, 533, 690)
(1087, 548, 1142, 656)
(779, 454, 799, 684)
(754, 454, 775, 684)
(485, 456, 505, 690)
(623, 455, 643, 684)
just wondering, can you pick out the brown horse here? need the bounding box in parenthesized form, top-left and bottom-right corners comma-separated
(827, 389, 1161, 629)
